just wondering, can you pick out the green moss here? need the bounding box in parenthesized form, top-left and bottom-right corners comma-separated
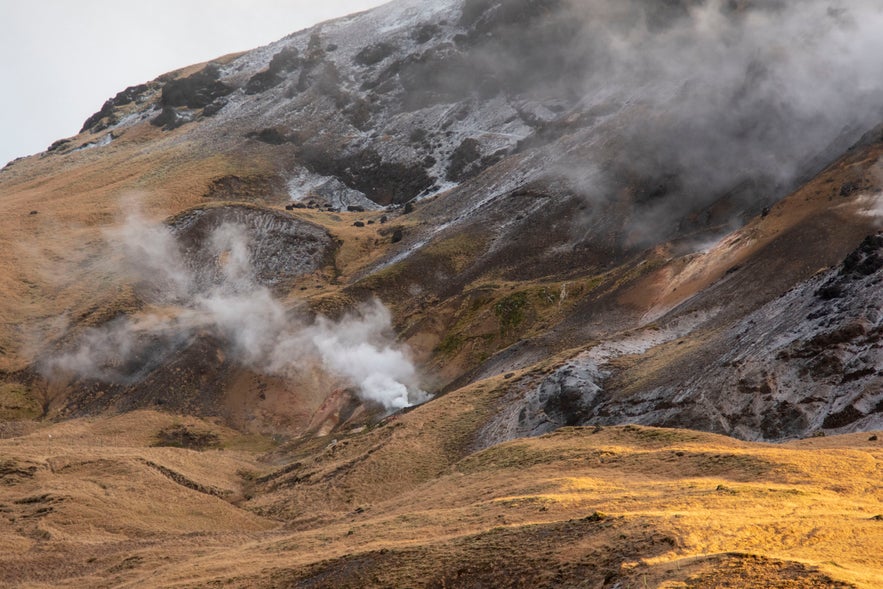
(0, 383, 41, 420)
(436, 333, 464, 356)
(494, 291, 529, 335)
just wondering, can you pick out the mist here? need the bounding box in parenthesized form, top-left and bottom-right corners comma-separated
(44, 211, 427, 411)
(452, 0, 883, 243)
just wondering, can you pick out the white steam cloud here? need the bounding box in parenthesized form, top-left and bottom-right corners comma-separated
(46, 212, 428, 411)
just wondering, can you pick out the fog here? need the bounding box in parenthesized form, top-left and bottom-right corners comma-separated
(452, 0, 883, 243)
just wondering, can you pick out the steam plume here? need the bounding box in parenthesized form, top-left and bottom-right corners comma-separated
(46, 212, 427, 411)
(456, 0, 883, 243)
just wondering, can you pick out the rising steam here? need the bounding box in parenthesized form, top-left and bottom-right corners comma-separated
(453, 0, 883, 244)
(45, 211, 427, 411)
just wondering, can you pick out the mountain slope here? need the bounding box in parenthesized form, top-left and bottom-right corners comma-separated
(2, 0, 882, 439)
(1, 0, 883, 586)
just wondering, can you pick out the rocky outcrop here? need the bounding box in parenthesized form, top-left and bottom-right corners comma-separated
(160, 64, 233, 109)
(168, 204, 335, 295)
(493, 233, 883, 442)
(476, 359, 605, 449)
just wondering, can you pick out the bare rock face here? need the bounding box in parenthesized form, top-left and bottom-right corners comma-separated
(476, 359, 605, 449)
(168, 204, 335, 295)
(160, 64, 233, 109)
(490, 233, 883, 442)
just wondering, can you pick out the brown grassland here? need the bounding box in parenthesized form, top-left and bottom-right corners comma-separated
(1, 393, 881, 587)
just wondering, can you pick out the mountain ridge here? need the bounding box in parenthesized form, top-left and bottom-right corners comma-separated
(1, 1, 883, 586)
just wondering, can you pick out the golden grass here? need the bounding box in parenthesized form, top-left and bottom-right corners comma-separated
(2, 400, 879, 588)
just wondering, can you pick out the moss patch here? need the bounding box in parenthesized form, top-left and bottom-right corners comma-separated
(494, 291, 529, 335)
(0, 383, 41, 420)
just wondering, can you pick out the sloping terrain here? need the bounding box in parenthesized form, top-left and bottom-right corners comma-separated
(2, 0, 883, 586)
(1, 408, 881, 588)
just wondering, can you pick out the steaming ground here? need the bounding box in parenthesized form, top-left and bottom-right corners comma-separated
(3, 1, 883, 587)
(524, 0, 883, 243)
(45, 211, 427, 411)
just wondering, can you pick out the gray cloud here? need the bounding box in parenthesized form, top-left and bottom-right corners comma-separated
(579, 0, 883, 239)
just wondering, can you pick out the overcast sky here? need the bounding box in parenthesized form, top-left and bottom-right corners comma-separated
(0, 0, 388, 167)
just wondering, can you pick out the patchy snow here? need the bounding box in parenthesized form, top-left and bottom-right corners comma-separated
(584, 309, 718, 363)
(287, 168, 382, 211)
(73, 132, 114, 152)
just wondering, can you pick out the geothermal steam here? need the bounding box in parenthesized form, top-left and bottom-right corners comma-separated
(47, 213, 427, 410)
(457, 0, 883, 244)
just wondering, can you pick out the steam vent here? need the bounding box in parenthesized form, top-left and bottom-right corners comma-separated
(1, 1, 882, 587)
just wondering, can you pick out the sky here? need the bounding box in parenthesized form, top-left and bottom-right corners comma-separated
(0, 0, 388, 167)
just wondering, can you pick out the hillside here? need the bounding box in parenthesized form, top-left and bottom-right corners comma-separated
(1, 0, 883, 586)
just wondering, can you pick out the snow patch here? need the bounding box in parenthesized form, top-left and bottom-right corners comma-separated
(73, 133, 114, 153)
(287, 169, 382, 211)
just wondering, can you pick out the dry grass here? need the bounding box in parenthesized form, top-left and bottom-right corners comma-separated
(1, 402, 880, 588)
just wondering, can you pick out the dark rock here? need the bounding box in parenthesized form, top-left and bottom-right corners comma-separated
(446, 138, 483, 182)
(47, 138, 72, 153)
(815, 283, 844, 300)
(353, 221, 366, 227)
(582, 511, 606, 522)
(869, 434, 878, 441)
(839, 180, 862, 197)
(347, 205, 366, 212)
(760, 401, 807, 439)
(391, 228, 404, 243)
(150, 106, 188, 130)
(817, 233, 883, 299)
(412, 24, 441, 44)
(246, 70, 284, 94)
(822, 405, 865, 429)
(297, 146, 433, 206)
(80, 83, 151, 133)
(246, 128, 291, 145)
(202, 99, 226, 117)
(409, 128, 428, 144)
(29, 211, 38, 216)
(80, 100, 117, 134)
(161, 64, 233, 109)
(841, 234, 883, 277)
(245, 48, 302, 94)
(354, 42, 398, 66)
